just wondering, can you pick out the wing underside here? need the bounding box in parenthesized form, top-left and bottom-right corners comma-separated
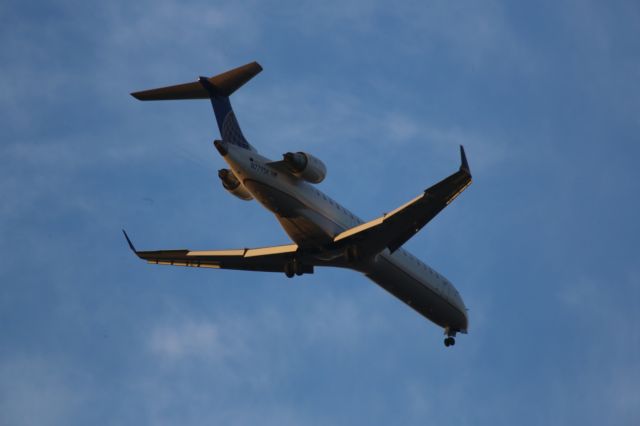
(123, 231, 310, 273)
(334, 146, 472, 255)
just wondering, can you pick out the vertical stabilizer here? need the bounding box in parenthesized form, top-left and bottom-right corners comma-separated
(198, 76, 253, 151)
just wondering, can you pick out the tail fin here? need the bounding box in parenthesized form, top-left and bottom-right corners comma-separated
(131, 61, 262, 151)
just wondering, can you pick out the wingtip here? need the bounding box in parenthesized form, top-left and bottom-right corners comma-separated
(459, 145, 471, 175)
(122, 229, 137, 253)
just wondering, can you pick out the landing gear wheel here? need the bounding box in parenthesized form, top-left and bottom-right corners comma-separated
(285, 259, 305, 278)
(444, 337, 456, 347)
(284, 262, 295, 278)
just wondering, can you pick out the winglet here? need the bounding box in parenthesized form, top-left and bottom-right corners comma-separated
(459, 145, 471, 175)
(122, 229, 137, 254)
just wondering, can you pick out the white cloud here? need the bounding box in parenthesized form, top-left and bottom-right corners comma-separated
(607, 369, 640, 421)
(102, 0, 257, 57)
(148, 318, 248, 363)
(132, 292, 393, 425)
(385, 113, 421, 142)
(146, 289, 382, 365)
(0, 357, 83, 426)
(244, 82, 507, 173)
(276, 0, 533, 73)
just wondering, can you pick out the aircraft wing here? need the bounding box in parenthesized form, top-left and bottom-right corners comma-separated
(334, 146, 472, 255)
(122, 231, 311, 273)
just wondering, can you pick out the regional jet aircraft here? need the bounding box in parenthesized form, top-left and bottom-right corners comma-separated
(124, 62, 472, 347)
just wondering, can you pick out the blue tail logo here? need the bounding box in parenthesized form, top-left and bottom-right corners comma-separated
(199, 75, 256, 151)
(205, 92, 252, 150)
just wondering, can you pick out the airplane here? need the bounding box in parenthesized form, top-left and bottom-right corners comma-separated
(123, 61, 473, 347)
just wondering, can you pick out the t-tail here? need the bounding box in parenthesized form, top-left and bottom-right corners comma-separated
(131, 61, 262, 152)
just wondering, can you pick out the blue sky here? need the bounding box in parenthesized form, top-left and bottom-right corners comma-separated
(1, 0, 639, 425)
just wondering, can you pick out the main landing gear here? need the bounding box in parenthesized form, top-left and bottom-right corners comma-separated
(284, 259, 304, 278)
(345, 245, 360, 264)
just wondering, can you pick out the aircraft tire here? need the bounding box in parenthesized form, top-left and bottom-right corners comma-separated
(285, 262, 295, 278)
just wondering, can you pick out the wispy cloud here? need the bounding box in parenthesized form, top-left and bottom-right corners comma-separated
(0, 357, 84, 426)
(149, 320, 231, 361)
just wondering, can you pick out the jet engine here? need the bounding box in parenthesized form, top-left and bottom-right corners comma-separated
(282, 152, 327, 184)
(218, 169, 253, 201)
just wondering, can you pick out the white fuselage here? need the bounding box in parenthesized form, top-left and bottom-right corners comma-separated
(220, 142, 468, 334)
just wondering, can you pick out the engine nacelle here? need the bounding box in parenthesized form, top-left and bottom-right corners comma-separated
(282, 152, 327, 184)
(218, 169, 253, 201)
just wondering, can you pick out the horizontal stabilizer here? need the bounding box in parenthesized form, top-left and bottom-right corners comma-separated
(131, 61, 263, 101)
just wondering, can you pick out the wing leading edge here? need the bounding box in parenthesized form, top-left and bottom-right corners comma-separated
(122, 230, 311, 273)
(334, 145, 472, 255)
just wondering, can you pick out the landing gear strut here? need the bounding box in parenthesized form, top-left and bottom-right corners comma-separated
(345, 245, 360, 263)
